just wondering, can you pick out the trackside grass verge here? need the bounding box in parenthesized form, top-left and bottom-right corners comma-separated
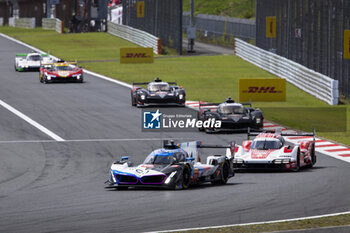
(0, 26, 349, 145)
(172, 213, 350, 233)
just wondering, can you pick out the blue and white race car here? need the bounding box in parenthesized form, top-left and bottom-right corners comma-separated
(105, 141, 235, 190)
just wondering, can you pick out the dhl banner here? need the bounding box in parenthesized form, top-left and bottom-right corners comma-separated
(239, 78, 286, 102)
(266, 16, 276, 38)
(344, 30, 350, 59)
(120, 47, 154, 64)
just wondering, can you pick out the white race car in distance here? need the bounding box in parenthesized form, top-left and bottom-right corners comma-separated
(233, 129, 316, 171)
(15, 52, 53, 71)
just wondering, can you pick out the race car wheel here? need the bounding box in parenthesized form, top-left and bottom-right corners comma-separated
(212, 161, 229, 185)
(39, 74, 43, 83)
(293, 149, 301, 172)
(310, 143, 316, 167)
(181, 166, 191, 189)
(14, 64, 17, 71)
(131, 93, 136, 106)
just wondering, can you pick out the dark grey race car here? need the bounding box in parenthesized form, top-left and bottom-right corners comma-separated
(131, 77, 186, 107)
(198, 97, 264, 133)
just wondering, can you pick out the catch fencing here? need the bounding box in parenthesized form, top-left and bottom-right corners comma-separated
(122, 0, 182, 54)
(256, 0, 350, 100)
(42, 18, 64, 33)
(235, 38, 339, 105)
(183, 12, 256, 43)
(108, 21, 161, 54)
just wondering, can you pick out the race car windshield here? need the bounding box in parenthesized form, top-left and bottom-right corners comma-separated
(28, 55, 42, 61)
(251, 140, 283, 150)
(148, 84, 170, 92)
(219, 105, 244, 114)
(54, 65, 74, 71)
(143, 154, 176, 164)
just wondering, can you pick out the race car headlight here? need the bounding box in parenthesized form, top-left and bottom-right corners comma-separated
(273, 159, 282, 164)
(256, 118, 261, 124)
(283, 159, 291, 164)
(234, 158, 244, 164)
(141, 95, 146, 100)
(164, 171, 177, 184)
(179, 94, 184, 100)
(47, 76, 52, 81)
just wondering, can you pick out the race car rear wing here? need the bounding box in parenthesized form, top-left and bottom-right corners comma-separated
(132, 81, 177, 86)
(247, 127, 316, 143)
(171, 140, 236, 161)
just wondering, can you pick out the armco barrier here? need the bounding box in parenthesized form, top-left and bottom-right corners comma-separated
(107, 21, 161, 54)
(0, 18, 3, 26)
(42, 18, 64, 33)
(234, 38, 339, 105)
(9, 17, 35, 28)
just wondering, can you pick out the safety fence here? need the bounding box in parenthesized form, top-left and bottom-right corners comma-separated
(0, 18, 3, 26)
(122, 0, 182, 54)
(107, 21, 161, 54)
(42, 18, 64, 34)
(235, 38, 339, 105)
(256, 0, 350, 99)
(9, 17, 35, 28)
(183, 12, 255, 42)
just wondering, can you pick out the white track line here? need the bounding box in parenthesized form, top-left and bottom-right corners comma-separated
(147, 211, 350, 233)
(0, 99, 65, 141)
(0, 137, 191, 144)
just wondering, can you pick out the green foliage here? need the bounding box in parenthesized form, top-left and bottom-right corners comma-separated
(183, 0, 256, 19)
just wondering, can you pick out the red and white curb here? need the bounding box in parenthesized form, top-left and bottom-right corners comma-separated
(186, 101, 350, 164)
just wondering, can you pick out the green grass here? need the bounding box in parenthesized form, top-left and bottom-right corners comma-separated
(183, 0, 256, 19)
(178, 214, 350, 233)
(1, 26, 349, 145)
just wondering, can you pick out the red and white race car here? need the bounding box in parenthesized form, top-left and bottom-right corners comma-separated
(39, 61, 84, 83)
(233, 129, 316, 171)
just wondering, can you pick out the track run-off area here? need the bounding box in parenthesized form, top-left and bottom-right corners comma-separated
(0, 34, 350, 233)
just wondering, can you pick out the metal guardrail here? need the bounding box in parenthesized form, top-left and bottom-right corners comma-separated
(107, 21, 161, 54)
(0, 18, 3, 26)
(42, 18, 64, 34)
(234, 38, 339, 105)
(9, 17, 35, 28)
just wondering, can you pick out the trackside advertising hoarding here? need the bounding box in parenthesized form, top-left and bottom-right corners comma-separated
(120, 47, 154, 63)
(239, 78, 286, 102)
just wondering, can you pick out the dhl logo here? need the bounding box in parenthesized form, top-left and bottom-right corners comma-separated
(243, 86, 282, 93)
(123, 53, 151, 58)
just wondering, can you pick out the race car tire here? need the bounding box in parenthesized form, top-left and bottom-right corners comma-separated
(212, 161, 229, 185)
(14, 64, 17, 71)
(39, 74, 43, 83)
(131, 93, 136, 106)
(293, 149, 301, 172)
(310, 143, 316, 167)
(43, 75, 49, 84)
(181, 166, 191, 189)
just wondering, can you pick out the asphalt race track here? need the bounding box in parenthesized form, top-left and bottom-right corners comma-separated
(1, 36, 350, 233)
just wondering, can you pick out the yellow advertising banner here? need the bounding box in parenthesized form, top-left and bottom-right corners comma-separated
(239, 79, 286, 102)
(137, 1, 145, 18)
(266, 16, 276, 38)
(344, 30, 350, 59)
(120, 48, 154, 64)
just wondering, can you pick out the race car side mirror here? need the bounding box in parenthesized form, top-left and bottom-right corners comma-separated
(186, 157, 195, 162)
